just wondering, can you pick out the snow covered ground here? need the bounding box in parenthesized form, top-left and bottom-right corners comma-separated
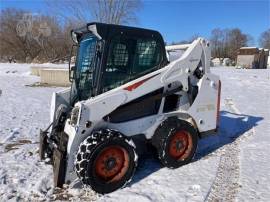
(0, 63, 269, 201)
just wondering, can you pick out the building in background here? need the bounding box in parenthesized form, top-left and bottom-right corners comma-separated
(236, 47, 269, 69)
(211, 58, 232, 67)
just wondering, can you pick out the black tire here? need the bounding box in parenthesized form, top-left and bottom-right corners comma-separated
(152, 117, 198, 168)
(75, 129, 138, 194)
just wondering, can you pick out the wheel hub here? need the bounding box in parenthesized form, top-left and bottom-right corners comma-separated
(94, 145, 130, 182)
(175, 140, 184, 151)
(169, 130, 193, 160)
(105, 157, 117, 170)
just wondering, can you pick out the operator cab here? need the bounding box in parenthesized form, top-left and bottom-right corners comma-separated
(69, 22, 168, 102)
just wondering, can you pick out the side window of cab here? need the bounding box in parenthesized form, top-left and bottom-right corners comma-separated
(102, 35, 163, 92)
(133, 39, 162, 75)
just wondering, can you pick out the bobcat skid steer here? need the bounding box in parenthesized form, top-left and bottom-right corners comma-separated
(39, 22, 221, 194)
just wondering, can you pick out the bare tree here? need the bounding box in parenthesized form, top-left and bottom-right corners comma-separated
(0, 0, 142, 63)
(210, 28, 229, 62)
(46, 0, 142, 25)
(0, 9, 23, 61)
(210, 28, 251, 61)
(227, 28, 250, 60)
(0, 8, 39, 62)
(0, 8, 71, 62)
(259, 29, 270, 49)
(91, 0, 141, 24)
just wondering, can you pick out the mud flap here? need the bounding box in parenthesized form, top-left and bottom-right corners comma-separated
(53, 148, 67, 188)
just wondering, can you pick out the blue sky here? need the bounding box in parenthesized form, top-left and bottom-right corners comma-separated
(0, 0, 269, 45)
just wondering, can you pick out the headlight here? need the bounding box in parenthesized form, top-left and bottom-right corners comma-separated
(70, 106, 80, 126)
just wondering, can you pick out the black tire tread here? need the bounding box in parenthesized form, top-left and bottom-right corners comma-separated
(74, 129, 138, 193)
(151, 117, 198, 168)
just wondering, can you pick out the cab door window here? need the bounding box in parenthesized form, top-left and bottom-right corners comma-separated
(103, 37, 131, 92)
(102, 36, 162, 92)
(133, 39, 161, 74)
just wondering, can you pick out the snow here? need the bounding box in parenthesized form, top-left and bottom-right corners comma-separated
(0, 63, 270, 201)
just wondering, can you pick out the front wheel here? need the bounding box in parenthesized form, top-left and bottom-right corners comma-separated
(75, 129, 138, 194)
(152, 117, 198, 168)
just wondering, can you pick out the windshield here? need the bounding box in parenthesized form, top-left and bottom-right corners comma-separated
(75, 34, 97, 100)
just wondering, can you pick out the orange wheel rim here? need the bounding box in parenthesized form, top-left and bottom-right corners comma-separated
(94, 146, 129, 183)
(169, 130, 193, 160)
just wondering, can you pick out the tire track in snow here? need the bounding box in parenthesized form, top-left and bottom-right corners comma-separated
(205, 98, 254, 202)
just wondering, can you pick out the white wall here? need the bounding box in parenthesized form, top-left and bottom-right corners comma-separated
(40, 69, 70, 86)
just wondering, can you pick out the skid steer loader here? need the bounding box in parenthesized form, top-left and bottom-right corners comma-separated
(39, 22, 221, 194)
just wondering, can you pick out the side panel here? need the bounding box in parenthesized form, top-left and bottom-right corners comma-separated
(187, 73, 220, 132)
(106, 115, 162, 138)
(105, 88, 163, 123)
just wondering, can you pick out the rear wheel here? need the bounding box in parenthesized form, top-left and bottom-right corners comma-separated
(152, 117, 198, 168)
(75, 129, 138, 194)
